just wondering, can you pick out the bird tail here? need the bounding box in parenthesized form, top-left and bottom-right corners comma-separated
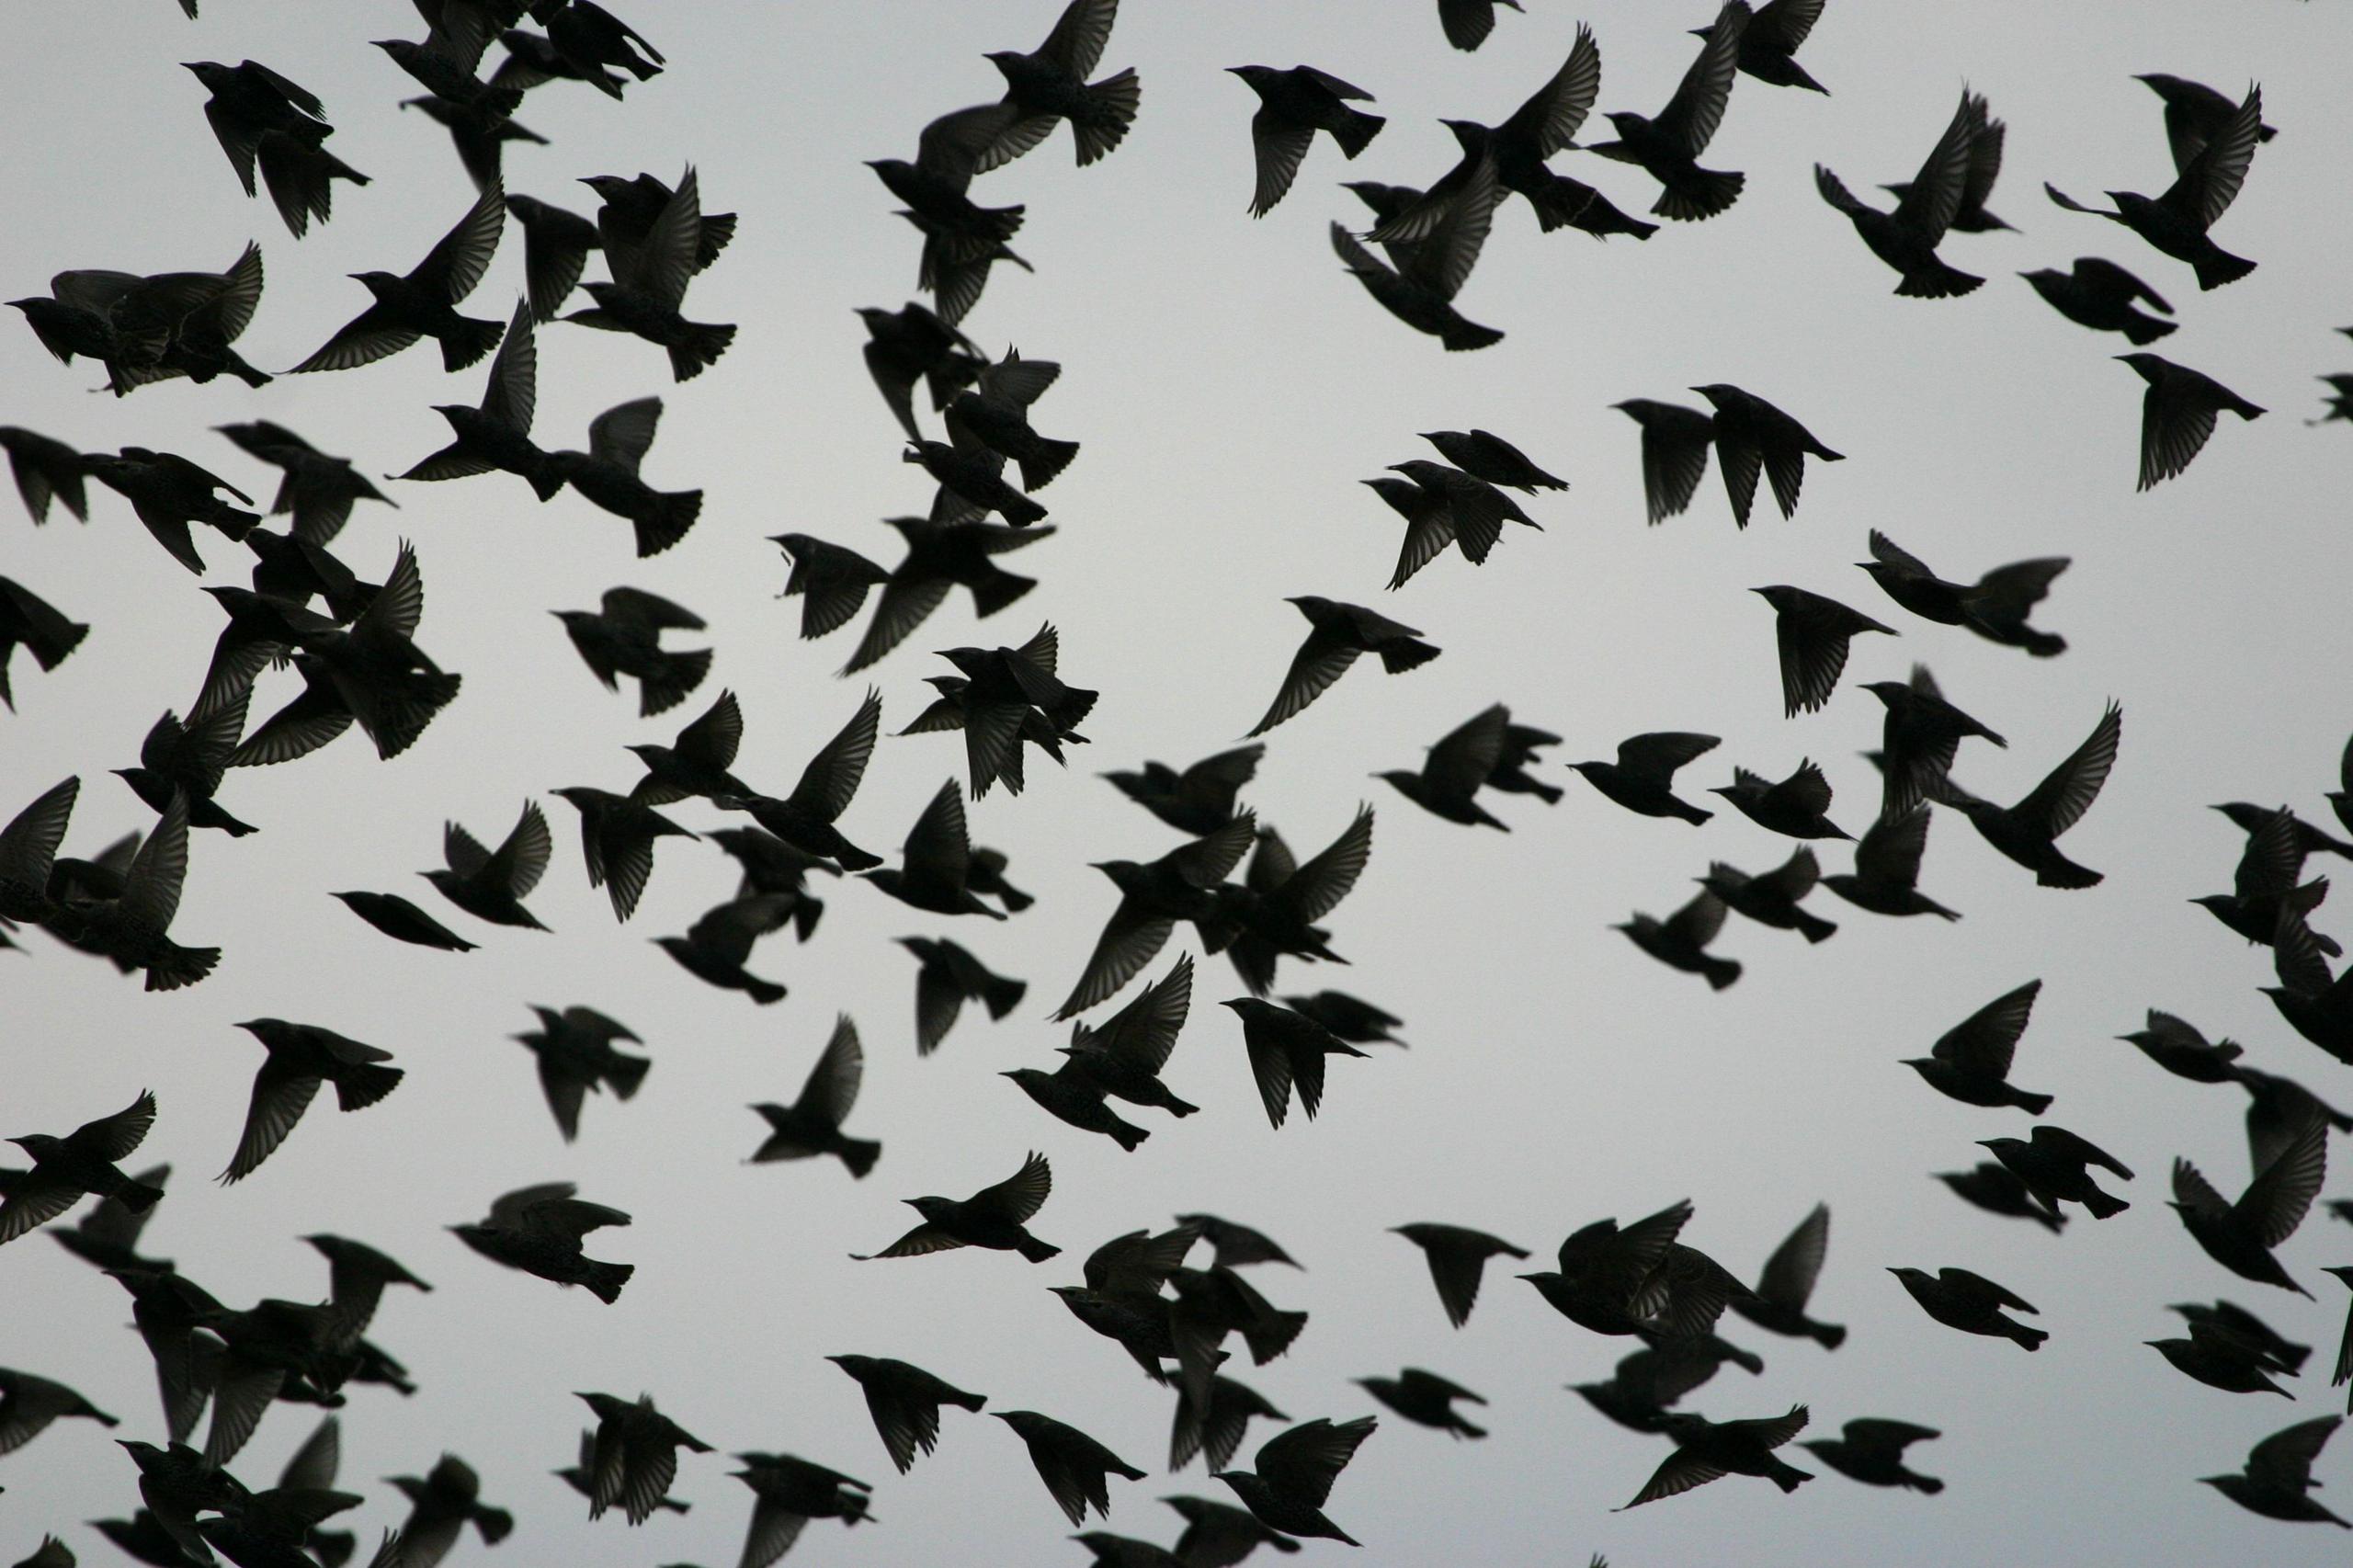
(830, 839, 883, 874)
(112, 1175, 167, 1213)
(332, 1062, 405, 1111)
(1440, 316, 1506, 352)
(1701, 956, 1742, 991)
(226, 351, 274, 390)
(440, 313, 506, 373)
(1016, 437, 1081, 492)
(999, 490, 1049, 528)
(983, 973, 1028, 1019)
(2016, 628, 2067, 657)
(632, 488, 702, 558)
(582, 1260, 633, 1304)
(1654, 165, 1745, 222)
(1572, 192, 1660, 240)
(602, 1051, 652, 1100)
(1379, 638, 1441, 675)
(1333, 108, 1386, 159)
(472, 1508, 515, 1546)
(2036, 858, 2103, 892)
(365, 670, 463, 759)
(1016, 1234, 1062, 1264)
(1453, 1416, 1488, 1439)
(665, 320, 737, 382)
(1771, 1466, 1813, 1494)
(216, 809, 260, 838)
(1163, 1093, 1200, 1118)
(746, 976, 788, 1006)
(639, 647, 713, 717)
(1527, 779, 1564, 804)
(947, 1385, 987, 1413)
(994, 883, 1035, 913)
(1243, 1309, 1309, 1364)
(968, 565, 1037, 619)
(526, 459, 564, 504)
(1072, 68, 1142, 165)
(1793, 909, 1838, 944)
(1895, 263, 1985, 300)
(1908, 1472, 1946, 1495)
(2013, 1088, 2056, 1116)
(1810, 1321, 1848, 1350)
(2011, 1322, 2050, 1351)
(143, 942, 222, 991)
(2122, 314, 2177, 347)
(209, 506, 264, 541)
(791, 893, 825, 940)
(2079, 1187, 2128, 1220)
(2193, 248, 2256, 290)
(836, 1137, 882, 1180)
(1108, 1118, 1150, 1153)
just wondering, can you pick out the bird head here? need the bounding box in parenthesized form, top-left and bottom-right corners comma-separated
(1371, 770, 1418, 792)
(1226, 65, 1272, 86)
(1751, 585, 1797, 611)
(1859, 681, 1909, 707)
(2113, 353, 2163, 381)
(904, 1196, 951, 1221)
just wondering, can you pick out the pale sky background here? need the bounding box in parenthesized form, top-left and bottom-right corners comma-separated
(7, 1, 2353, 1564)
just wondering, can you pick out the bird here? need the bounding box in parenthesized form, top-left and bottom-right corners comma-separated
(904, 438, 1048, 528)
(564, 166, 735, 381)
(1227, 66, 1383, 218)
(2022, 257, 2177, 346)
(1222, 999, 1369, 1129)
(1703, 0, 1827, 94)
(550, 785, 696, 922)
(1941, 701, 2122, 889)
(1889, 1267, 2046, 1350)
(2048, 84, 2263, 290)
(452, 1186, 633, 1303)
(1378, 460, 1540, 570)
(2149, 1324, 2295, 1398)
(1800, 1420, 1943, 1494)
(2138, 74, 2279, 173)
(1163, 1494, 1302, 1564)
(654, 894, 791, 1005)
(1711, 760, 1848, 840)
(553, 587, 710, 717)
(0, 776, 79, 926)
(2200, 1416, 2350, 1528)
(1616, 889, 1741, 989)
(577, 1392, 710, 1525)
(1059, 955, 1200, 1119)
(1730, 1204, 1844, 1348)
(506, 193, 602, 320)
(1172, 1371, 1290, 1474)
(2120, 1011, 2244, 1084)
(853, 1150, 1058, 1262)
(1983, 1124, 2134, 1219)
(85, 448, 260, 575)
(183, 60, 367, 235)
(1903, 981, 2052, 1112)
(1612, 400, 1715, 524)
(395, 301, 558, 500)
(995, 1411, 1147, 1528)
(1176, 1213, 1301, 1271)
(1103, 744, 1261, 835)
(1377, 704, 1537, 830)
(1754, 585, 1895, 717)
(864, 778, 1006, 919)
(511, 1005, 647, 1143)
(1858, 529, 2069, 656)
(1392, 1224, 1529, 1328)
(1437, 0, 1518, 51)
(729, 1452, 872, 1568)
(710, 687, 884, 872)
(0, 1368, 119, 1457)
(978, 0, 1141, 170)
(1356, 1369, 1486, 1438)
(826, 1355, 985, 1474)
(214, 422, 396, 545)
(1701, 848, 1837, 944)
(1815, 91, 1990, 297)
(2117, 353, 2265, 490)
(291, 181, 505, 372)
(1621, 1405, 1813, 1507)
(45, 790, 220, 990)
(2171, 1112, 2327, 1297)
(1570, 732, 1719, 824)
(542, 397, 702, 557)
(388, 1454, 512, 1568)
(903, 936, 1026, 1052)
(331, 890, 475, 952)
(1212, 1417, 1376, 1546)
(1864, 665, 2006, 822)
(928, 627, 1097, 798)
(1582, 2, 1751, 222)
(748, 1014, 881, 1178)
(423, 801, 552, 931)
(220, 1020, 404, 1183)
(1934, 1163, 2064, 1233)
(1693, 384, 1843, 527)
(1281, 991, 1407, 1049)
(1052, 819, 1252, 1017)
(855, 303, 982, 443)
(1248, 597, 1438, 738)
(0, 426, 89, 526)
(1419, 32, 1658, 242)
(1328, 154, 1504, 352)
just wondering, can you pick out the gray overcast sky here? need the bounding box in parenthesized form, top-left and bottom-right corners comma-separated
(7, 1, 2353, 1564)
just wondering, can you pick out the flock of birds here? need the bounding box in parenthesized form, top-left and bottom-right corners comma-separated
(4, 0, 2353, 1564)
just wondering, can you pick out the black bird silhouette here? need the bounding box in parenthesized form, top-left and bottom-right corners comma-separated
(1612, 399, 1715, 525)
(1104, 745, 1260, 835)
(1222, 999, 1369, 1130)
(0, 426, 89, 525)
(1249, 598, 1438, 738)
(1329, 155, 1503, 351)
(1055, 820, 1252, 1018)
(835, 517, 1051, 675)
(654, 894, 791, 1005)
(389, 1454, 512, 1568)
(749, 1014, 881, 1178)
(0, 1368, 119, 1458)
(1890, 1267, 2045, 1350)
(184, 60, 368, 236)
(2172, 1112, 2327, 1297)
(1701, 847, 1837, 944)
(1571, 732, 1718, 824)
(2138, 74, 2279, 174)
(1800, 1419, 1943, 1493)
(1357, 1369, 1486, 1439)
(2200, 1416, 2349, 1528)
(979, 0, 1141, 169)
(1730, 1204, 1845, 1347)
(772, 533, 893, 644)
(332, 889, 474, 950)
(424, 801, 552, 930)
(221, 1020, 403, 1184)
(2, 1092, 163, 1246)
(996, 1410, 1146, 1527)
(1621, 1405, 1812, 1507)
(1379, 460, 1540, 572)
(2047, 85, 2262, 290)
(1212, 1417, 1376, 1546)
(1699, 0, 1826, 94)
(2120, 1010, 2243, 1083)
(1864, 665, 2006, 822)
(1693, 384, 1841, 527)
(1904, 981, 2052, 1112)
(853, 1150, 1058, 1262)
(1228, 66, 1383, 217)
(709, 690, 883, 871)
(543, 397, 701, 557)
(2117, 353, 2265, 490)
(1935, 1162, 2063, 1233)
(506, 191, 604, 326)
(1392, 1224, 1529, 1328)
(1164, 1494, 1301, 1563)
(1816, 91, 1990, 297)
(1754, 585, 1894, 716)
(2148, 1323, 2294, 1398)
(291, 181, 505, 372)
(554, 586, 709, 716)
(903, 936, 1025, 1053)
(0, 581, 86, 712)
(1711, 759, 1847, 841)
(1983, 1124, 2133, 1219)
(2022, 257, 2177, 345)
(514, 1005, 647, 1142)
(1583, 2, 1750, 222)
(577, 1392, 709, 1524)
(453, 1186, 633, 1303)
(827, 1355, 984, 1474)
(1859, 529, 2068, 656)
(1177, 1213, 1301, 1271)
(866, 778, 1005, 920)
(47, 790, 219, 989)
(944, 349, 1079, 493)
(397, 301, 558, 499)
(565, 167, 735, 381)
(1172, 1372, 1291, 1474)
(1057, 962, 1201, 1129)
(1438, 0, 1518, 51)
(86, 448, 260, 575)
(1941, 701, 2121, 889)
(1617, 889, 1741, 990)
(549, 785, 696, 922)
(857, 302, 982, 443)
(217, 422, 395, 546)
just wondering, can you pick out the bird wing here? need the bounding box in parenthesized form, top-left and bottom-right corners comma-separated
(0, 1170, 86, 1244)
(1866, 528, 1935, 578)
(485, 1181, 577, 1227)
(1640, 406, 1713, 524)
(522, 1195, 631, 1242)
(1423, 704, 1510, 801)
(1756, 1202, 1828, 1310)
(2009, 702, 2121, 840)
(2161, 85, 2261, 229)
(1623, 1445, 1726, 1508)
(410, 180, 506, 303)
(1503, 25, 1600, 157)
(1246, 110, 1315, 220)
(1245, 824, 1296, 894)
(479, 301, 539, 433)
(487, 800, 552, 898)
(1035, 0, 1117, 78)
(673, 689, 743, 772)
(2234, 1112, 2326, 1249)
(804, 1014, 866, 1126)
(1617, 731, 1719, 787)
(2247, 1416, 2341, 1489)
(0, 775, 78, 892)
(741, 1496, 810, 1568)
(2034, 1123, 2131, 1180)
(1437, 0, 1506, 51)
(625, 166, 702, 308)
(1767, 759, 1836, 820)
(969, 1150, 1052, 1223)
(1095, 954, 1193, 1072)
(1057, 904, 1175, 1019)
(910, 949, 969, 1053)
(277, 1415, 341, 1492)
(1724, 1403, 1811, 1450)
(119, 791, 192, 936)
(1890, 91, 1985, 244)
(1277, 803, 1374, 925)
(1256, 1417, 1373, 1507)
(853, 1221, 965, 1262)
(1843, 1417, 1938, 1453)
(1750, 0, 1824, 52)
(1654, 1, 1747, 157)
(776, 692, 877, 827)
(585, 397, 663, 474)
(1662, 888, 1729, 949)
(1402, 153, 1498, 302)
(844, 577, 951, 675)
(1248, 631, 1359, 739)
(902, 778, 973, 883)
(2076, 257, 2170, 313)
(1854, 803, 1931, 888)
(1932, 979, 2040, 1077)
(534, 1052, 588, 1142)
(291, 301, 422, 374)
(1243, 1022, 1296, 1130)
(1938, 1267, 2035, 1314)
(1961, 115, 2006, 215)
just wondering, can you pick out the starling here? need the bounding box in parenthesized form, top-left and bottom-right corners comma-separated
(1864, 665, 2006, 822)
(852, 1150, 1059, 1263)
(564, 167, 736, 381)
(331, 891, 475, 951)
(2148, 1324, 2294, 1398)
(2116, 354, 2265, 490)
(1360, 474, 1457, 589)
(183, 60, 367, 235)
(865, 778, 1006, 919)
(221, 1020, 404, 1184)
(904, 438, 1048, 528)
(2171, 1113, 2327, 1296)
(1172, 1371, 1289, 1473)
(1616, 889, 1740, 989)
(46, 1159, 171, 1274)
(1983, 1124, 2133, 1219)
(995, 1411, 1146, 1527)
(748, 1014, 881, 1178)
(2047, 85, 2262, 289)
(654, 894, 792, 1005)
(936, 626, 1097, 797)
(1391, 1223, 1529, 1328)
(1211, 1417, 1376, 1546)
(1280, 992, 1406, 1049)
(1382, 460, 1539, 567)
(1621, 1405, 1812, 1507)
(1934, 1163, 2063, 1232)
(979, 0, 1142, 169)
(1730, 1203, 1845, 1347)
(2021, 257, 2177, 346)
(729, 1453, 871, 1568)
(452, 1185, 633, 1303)
(1611, 400, 1715, 524)
(397, 301, 558, 500)
(1582, 3, 1750, 222)
(2200, 1416, 2349, 1528)
(291, 181, 505, 372)
(1569, 732, 1719, 824)
(0, 426, 89, 525)
(1693, 384, 1842, 526)
(578, 1392, 710, 1525)
(1704, 0, 1827, 94)
(545, 2, 665, 86)
(1006, 1062, 1149, 1151)
(903, 936, 1026, 1052)
(868, 108, 1028, 278)
(1889, 1267, 2046, 1350)
(1800, 1419, 1942, 1493)
(1163, 1495, 1300, 1565)
(2171, 1301, 2310, 1378)
(1857, 529, 2069, 656)
(1886, 101, 2011, 232)
(0, 1369, 119, 1457)
(1711, 759, 1849, 840)
(1176, 1213, 1301, 1270)
(1753, 585, 1894, 717)
(841, 516, 1052, 675)
(302, 1234, 427, 1351)
(86, 448, 260, 574)
(554, 1426, 688, 1517)
(423, 801, 552, 930)
(2138, 73, 2279, 174)
(1228, 65, 1383, 218)
(399, 90, 541, 193)
(1943, 701, 2121, 889)
(1059, 956, 1199, 1117)
(214, 422, 395, 546)
(553, 587, 710, 716)
(944, 348, 1079, 492)
(388, 1455, 512, 1568)
(1328, 155, 1504, 352)
(1814, 91, 1990, 298)
(1378, 704, 1531, 829)
(1420, 33, 1657, 242)
(825, 1355, 985, 1474)
(46, 791, 219, 989)
(549, 786, 696, 922)
(771, 534, 892, 640)
(1222, 999, 1369, 1130)
(118, 701, 253, 836)
(1438, 0, 1518, 51)
(1356, 1369, 1486, 1438)
(1055, 820, 1252, 1017)
(1074, 1532, 1181, 1568)
(506, 194, 600, 320)
(856, 303, 981, 443)
(1702, 847, 1837, 943)
(1903, 981, 2052, 1112)
(710, 687, 884, 872)
(543, 397, 702, 556)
